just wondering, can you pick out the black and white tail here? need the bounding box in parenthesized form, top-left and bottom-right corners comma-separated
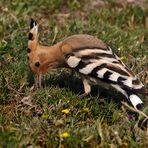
(128, 93, 144, 109)
(111, 84, 144, 110)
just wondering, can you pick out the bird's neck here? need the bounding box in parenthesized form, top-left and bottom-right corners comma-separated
(48, 42, 67, 68)
(36, 41, 68, 72)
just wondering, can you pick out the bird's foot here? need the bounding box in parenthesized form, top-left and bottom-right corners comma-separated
(79, 93, 89, 99)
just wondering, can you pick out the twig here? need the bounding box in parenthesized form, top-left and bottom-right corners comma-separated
(52, 26, 58, 44)
(121, 101, 148, 119)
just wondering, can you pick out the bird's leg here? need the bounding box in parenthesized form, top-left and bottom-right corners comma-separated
(69, 69, 75, 77)
(34, 73, 42, 88)
(97, 88, 101, 97)
(34, 75, 39, 89)
(79, 79, 91, 98)
(42, 74, 46, 88)
(38, 73, 42, 88)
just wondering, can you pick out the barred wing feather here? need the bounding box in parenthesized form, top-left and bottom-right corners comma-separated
(64, 47, 147, 95)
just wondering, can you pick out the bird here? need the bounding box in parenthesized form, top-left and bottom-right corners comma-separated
(27, 19, 147, 111)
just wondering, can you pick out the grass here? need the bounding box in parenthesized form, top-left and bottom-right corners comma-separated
(0, 0, 148, 147)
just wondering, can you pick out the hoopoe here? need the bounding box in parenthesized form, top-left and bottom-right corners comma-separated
(27, 19, 147, 110)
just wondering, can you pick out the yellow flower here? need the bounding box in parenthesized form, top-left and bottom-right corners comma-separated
(83, 107, 90, 112)
(121, 142, 128, 148)
(120, 56, 126, 61)
(41, 114, 49, 119)
(62, 109, 70, 114)
(59, 132, 70, 138)
(6, 126, 18, 132)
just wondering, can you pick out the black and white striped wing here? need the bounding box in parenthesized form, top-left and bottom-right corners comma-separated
(64, 47, 147, 95)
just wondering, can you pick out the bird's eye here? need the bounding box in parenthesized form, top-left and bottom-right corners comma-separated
(35, 62, 40, 67)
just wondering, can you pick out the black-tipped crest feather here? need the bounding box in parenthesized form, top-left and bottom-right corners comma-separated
(30, 18, 37, 29)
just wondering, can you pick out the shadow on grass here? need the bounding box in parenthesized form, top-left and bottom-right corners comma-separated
(27, 70, 124, 108)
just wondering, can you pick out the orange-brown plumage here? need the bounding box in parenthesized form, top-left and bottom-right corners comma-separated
(28, 38, 66, 87)
(27, 19, 108, 87)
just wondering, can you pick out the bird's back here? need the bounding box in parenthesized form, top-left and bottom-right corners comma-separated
(61, 35, 147, 97)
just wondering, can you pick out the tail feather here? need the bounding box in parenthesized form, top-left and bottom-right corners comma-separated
(125, 89, 144, 110)
(111, 84, 144, 110)
(128, 94, 144, 110)
(138, 87, 148, 95)
(132, 87, 148, 97)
